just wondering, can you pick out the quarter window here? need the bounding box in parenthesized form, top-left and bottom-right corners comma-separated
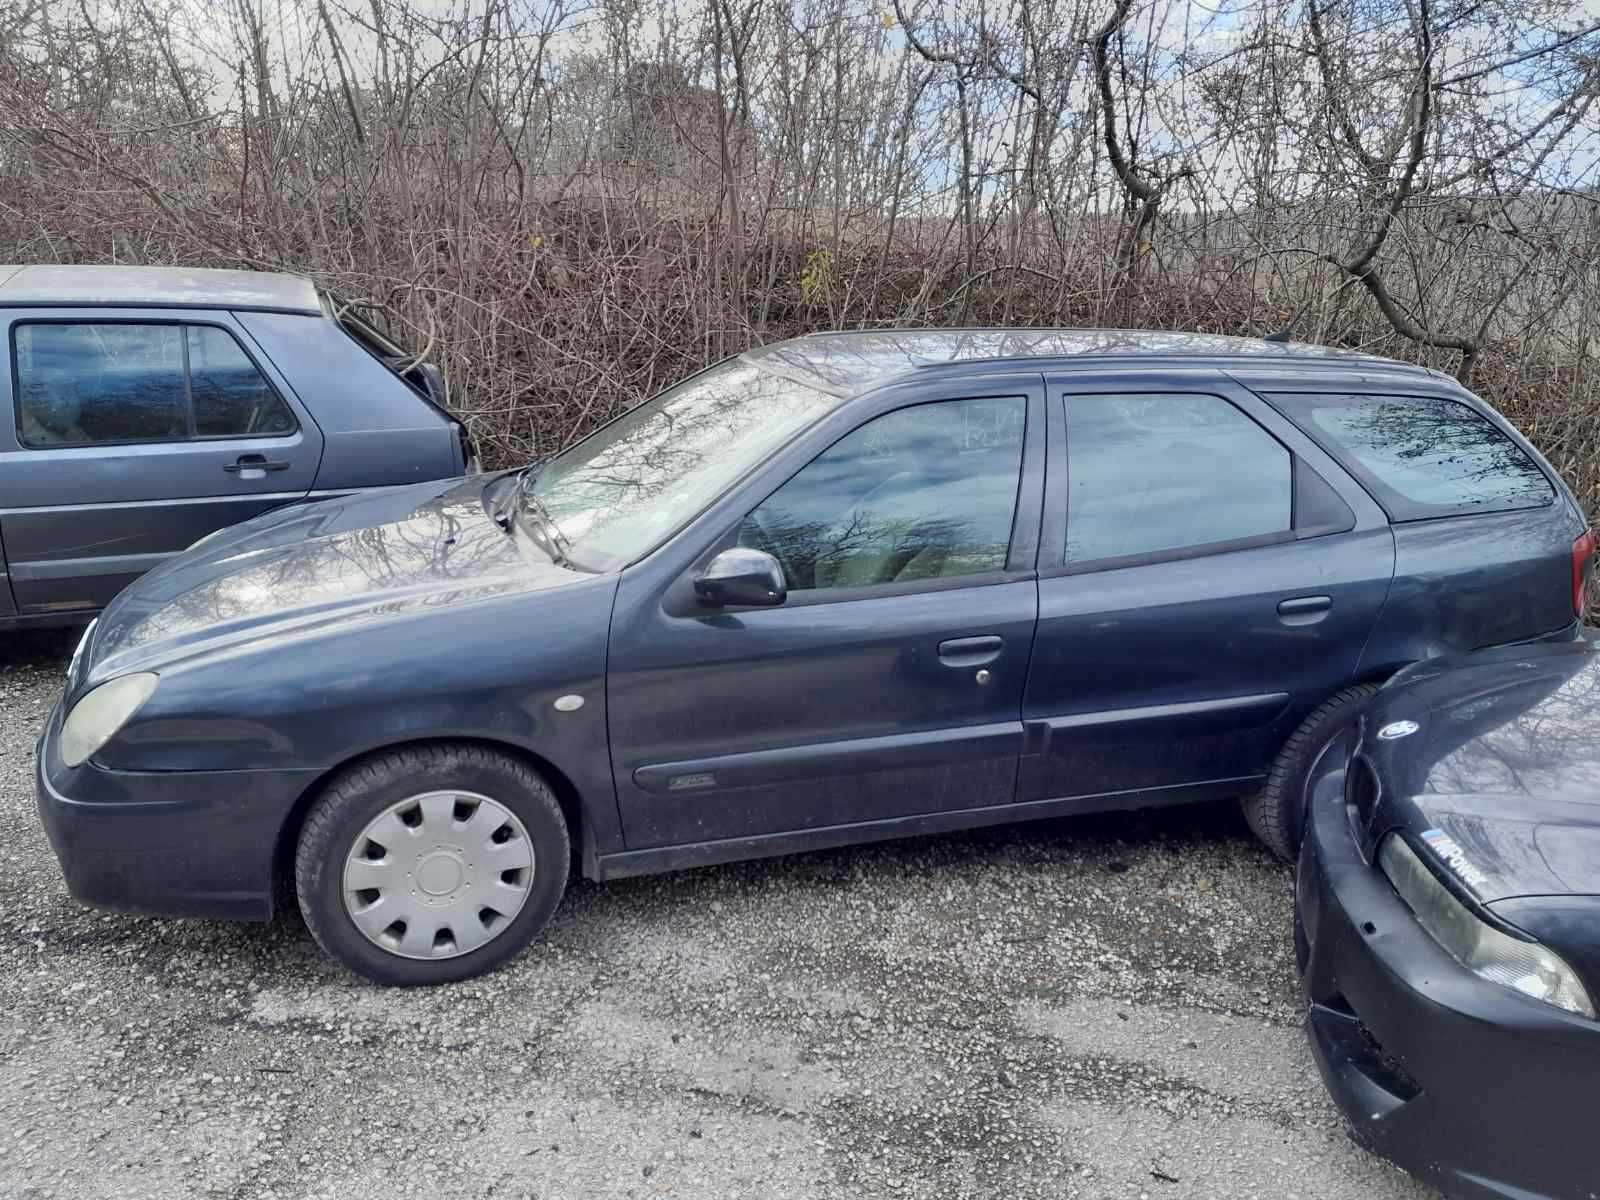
(187, 325, 296, 437)
(739, 397, 1025, 591)
(13, 321, 294, 448)
(1065, 393, 1292, 564)
(1281, 393, 1552, 519)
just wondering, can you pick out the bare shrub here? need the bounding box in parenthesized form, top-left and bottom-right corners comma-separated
(2, 0, 1600, 526)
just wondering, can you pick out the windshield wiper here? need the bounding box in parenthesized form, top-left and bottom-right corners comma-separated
(516, 475, 577, 569)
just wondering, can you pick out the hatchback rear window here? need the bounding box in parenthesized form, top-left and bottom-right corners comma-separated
(1273, 393, 1553, 521)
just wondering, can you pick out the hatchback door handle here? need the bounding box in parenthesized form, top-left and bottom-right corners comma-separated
(224, 454, 290, 474)
(1277, 595, 1332, 626)
(938, 635, 1003, 666)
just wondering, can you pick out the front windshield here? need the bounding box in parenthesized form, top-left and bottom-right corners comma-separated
(523, 358, 843, 571)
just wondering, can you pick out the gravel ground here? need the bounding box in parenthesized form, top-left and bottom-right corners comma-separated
(0, 629, 1436, 1200)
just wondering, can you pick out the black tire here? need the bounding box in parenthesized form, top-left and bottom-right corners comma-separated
(295, 744, 569, 986)
(1241, 683, 1381, 862)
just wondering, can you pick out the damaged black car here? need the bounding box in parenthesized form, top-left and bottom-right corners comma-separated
(1297, 636, 1600, 1200)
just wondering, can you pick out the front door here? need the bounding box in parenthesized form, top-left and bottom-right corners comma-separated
(606, 382, 1046, 850)
(1019, 372, 1395, 807)
(0, 312, 323, 613)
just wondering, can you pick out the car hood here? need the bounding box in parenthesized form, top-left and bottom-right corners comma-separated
(85, 475, 589, 684)
(1359, 639, 1600, 903)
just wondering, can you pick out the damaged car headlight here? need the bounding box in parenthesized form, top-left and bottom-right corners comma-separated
(1379, 834, 1594, 1018)
(60, 673, 159, 768)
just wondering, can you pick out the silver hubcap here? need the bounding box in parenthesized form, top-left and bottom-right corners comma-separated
(341, 790, 534, 960)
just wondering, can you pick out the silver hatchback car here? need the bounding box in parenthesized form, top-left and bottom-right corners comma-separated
(0, 264, 470, 627)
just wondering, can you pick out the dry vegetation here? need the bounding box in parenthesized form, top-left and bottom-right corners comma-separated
(2, 0, 1600, 511)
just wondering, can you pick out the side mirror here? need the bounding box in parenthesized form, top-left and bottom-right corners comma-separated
(694, 548, 787, 608)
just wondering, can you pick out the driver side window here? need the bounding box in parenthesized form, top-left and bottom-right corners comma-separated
(739, 396, 1025, 592)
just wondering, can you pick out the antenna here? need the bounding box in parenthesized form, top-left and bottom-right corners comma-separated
(1263, 299, 1311, 344)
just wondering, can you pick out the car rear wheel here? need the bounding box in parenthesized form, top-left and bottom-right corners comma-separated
(295, 745, 569, 985)
(1241, 683, 1381, 862)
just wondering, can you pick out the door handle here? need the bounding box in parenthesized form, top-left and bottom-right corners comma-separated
(938, 635, 1003, 667)
(224, 454, 290, 475)
(1277, 595, 1332, 626)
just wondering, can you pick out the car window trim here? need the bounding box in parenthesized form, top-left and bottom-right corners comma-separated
(10, 315, 300, 451)
(1261, 389, 1556, 522)
(729, 392, 1035, 604)
(717, 566, 1030, 611)
(1041, 529, 1298, 579)
(1051, 389, 1297, 575)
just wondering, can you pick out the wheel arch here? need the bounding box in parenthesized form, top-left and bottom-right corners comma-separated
(271, 735, 590, 916)
(1354, 663, 1404, 689)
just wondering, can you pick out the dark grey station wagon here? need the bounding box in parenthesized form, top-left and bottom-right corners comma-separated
(34, 330, 1591, 985)
(0, 264, 469, 625)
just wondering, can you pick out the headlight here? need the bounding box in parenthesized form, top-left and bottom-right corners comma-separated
(59, 674, 159, 768)
(1380, 833, 1594, 1017)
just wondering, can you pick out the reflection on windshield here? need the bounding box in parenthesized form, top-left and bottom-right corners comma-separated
(525, 359, 842, 570)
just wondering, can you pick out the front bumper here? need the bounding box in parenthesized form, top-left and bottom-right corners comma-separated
(35, 700, 319, 921)
(1297, 772, 1600, 1200)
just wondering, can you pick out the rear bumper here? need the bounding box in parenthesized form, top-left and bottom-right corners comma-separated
(1296, 772, 1600, 1200)
(35, 701, 318, 921)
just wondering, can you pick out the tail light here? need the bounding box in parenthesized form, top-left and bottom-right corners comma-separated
(1572, 528, 1595, 618)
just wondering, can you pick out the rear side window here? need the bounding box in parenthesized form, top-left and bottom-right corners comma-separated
(1065, 393, 1292, 565)
(13, 321, 296, 448)
(1274, 393, 1553, 520)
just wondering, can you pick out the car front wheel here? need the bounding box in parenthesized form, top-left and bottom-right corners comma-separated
(295, 744, 569, 985)
(1241, 683, 1381, 862)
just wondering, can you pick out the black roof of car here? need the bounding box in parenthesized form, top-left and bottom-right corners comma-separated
(0, 265, 321, 315)
(743, 328, 1432, 396)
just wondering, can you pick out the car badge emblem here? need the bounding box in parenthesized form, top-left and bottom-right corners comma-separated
(1377, 720, 1419, 740)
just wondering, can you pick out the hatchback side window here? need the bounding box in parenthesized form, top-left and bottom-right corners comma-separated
(739, 396, 1025, 591)
(13, 321, 295, 448)
(188, 325, 296, 437)
(15, 323, 187, 446)
(1275, 392, 1553, 520)
(1065, 393, 1292, 565)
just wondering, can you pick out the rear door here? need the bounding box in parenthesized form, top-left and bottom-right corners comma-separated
(1020, 369, 1395, 808)
(0, 310, 323, 613)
